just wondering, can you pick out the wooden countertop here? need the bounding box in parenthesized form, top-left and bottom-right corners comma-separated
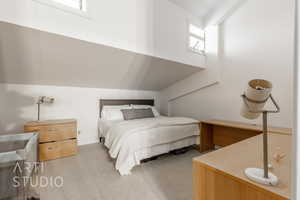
(193, 133, 291, 199)
(201, 120, 292, 135)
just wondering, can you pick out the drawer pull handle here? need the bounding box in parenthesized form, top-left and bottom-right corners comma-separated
(48, 128, 58, 132)
(48, 146, 59, 150)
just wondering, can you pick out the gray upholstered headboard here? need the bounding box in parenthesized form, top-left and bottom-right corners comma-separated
(99, 99, 155, 118)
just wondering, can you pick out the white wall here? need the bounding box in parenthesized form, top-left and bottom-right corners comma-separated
(0, 83, 159, 145)
(0, 0, 205, 68)
(160, 0, 294, 128)
(292, 0, 299, 198)
(159, 25, 221, 115)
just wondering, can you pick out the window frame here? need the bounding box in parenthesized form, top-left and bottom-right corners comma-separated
(32, 0, 90, 19)
(187, 22, 205, 55)
(53, 0, 85, 11)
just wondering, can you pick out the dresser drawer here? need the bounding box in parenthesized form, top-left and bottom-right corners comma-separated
(26, 122, 77, 143)
(39, 139, 77, 161)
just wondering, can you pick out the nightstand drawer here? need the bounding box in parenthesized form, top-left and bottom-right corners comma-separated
(25, 122, 77, 143)
(39, 139, 77, 161)
(38, 123, 77, 142)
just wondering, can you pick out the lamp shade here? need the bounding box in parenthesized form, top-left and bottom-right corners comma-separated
(241, 79, 272, 119)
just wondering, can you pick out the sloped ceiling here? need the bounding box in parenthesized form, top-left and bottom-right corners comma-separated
(0, 21, 203, 91)
(168, 0, 221, 19)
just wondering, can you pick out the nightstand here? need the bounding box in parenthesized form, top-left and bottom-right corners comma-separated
(24, 119, 78, 161)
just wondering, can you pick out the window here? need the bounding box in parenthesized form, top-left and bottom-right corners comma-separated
(52, 0, 86, 11)
(33, 0, 88, 16)
(188, 24, 205, 54)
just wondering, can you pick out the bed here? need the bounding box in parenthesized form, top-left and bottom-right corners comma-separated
(98, 99, 200, 175)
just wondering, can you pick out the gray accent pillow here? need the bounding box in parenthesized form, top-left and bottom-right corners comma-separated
(121, 108, 154, 120)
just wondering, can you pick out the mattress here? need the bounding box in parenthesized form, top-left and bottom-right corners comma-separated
(98, 119, 122, 138)
(135, 135, 199, 162)
(98, 117, 199, 139)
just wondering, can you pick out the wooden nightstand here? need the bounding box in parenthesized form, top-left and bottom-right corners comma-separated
(24, 119, 78, 161)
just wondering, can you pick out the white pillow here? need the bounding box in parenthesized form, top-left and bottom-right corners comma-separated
(131, 105, 160, 117)
(101, 109, 123, 121)
(101, 105, 132, 120)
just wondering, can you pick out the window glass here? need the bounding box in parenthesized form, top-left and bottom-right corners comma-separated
(189, 36, 205, 52)
(52, 0, 85, 11)
(189, 24, 205, 38)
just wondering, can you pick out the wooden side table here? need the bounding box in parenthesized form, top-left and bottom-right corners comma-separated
(193, 133, 291, 200)
(199, 120, 291, 152)
(24, 119, 78, 161)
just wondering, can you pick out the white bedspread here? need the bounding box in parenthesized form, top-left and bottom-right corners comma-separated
(104, 116, 199, 175)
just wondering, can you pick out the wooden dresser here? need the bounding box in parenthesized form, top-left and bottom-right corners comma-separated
(193, 133, 291, 200)
(24, 119, 78, 161)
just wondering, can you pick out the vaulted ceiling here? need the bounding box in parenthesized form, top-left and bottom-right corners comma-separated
(0, 21, 202, 91)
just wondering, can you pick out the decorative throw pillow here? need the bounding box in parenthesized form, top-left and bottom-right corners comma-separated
(131, 105, 160, 117)
(121, 108, 154, 120)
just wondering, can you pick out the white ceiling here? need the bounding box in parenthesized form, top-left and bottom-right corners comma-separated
(168, 0, 222, 19)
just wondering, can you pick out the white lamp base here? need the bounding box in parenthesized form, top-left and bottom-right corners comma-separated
(245, 168, 278, 186)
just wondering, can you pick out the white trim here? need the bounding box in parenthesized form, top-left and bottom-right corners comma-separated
(168, 81, 218, 102)
(190, 33, 205, 40)
(187, 47, 205, 56)
(293, 0, 299, 199)
(32, 0, 91, 19)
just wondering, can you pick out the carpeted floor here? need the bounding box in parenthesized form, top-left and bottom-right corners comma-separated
(35, 143, 202, 200)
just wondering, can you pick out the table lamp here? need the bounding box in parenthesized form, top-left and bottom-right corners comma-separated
(37, 96, 55, 121)
(241, 79, 280, 186)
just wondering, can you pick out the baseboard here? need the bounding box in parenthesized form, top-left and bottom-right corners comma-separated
(78, 138, 99, 146)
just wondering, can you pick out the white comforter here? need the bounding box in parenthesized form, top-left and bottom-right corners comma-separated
(104, 116, 199, 175)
